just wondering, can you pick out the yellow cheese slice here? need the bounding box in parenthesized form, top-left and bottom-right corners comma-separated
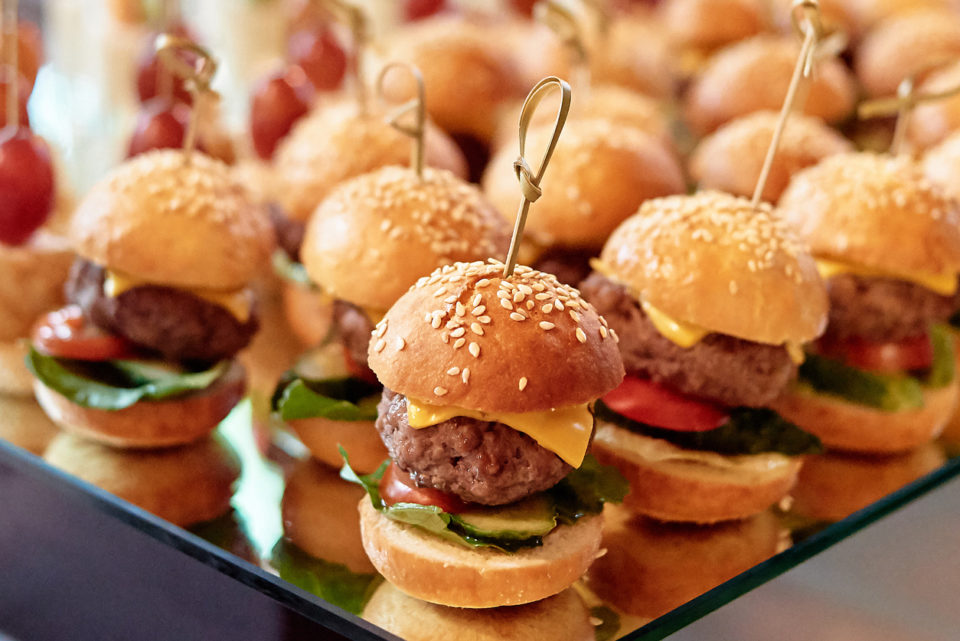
(362, 307, 386, 326)
(406, 398, 593, 468)
(815, 258, 958, 296)
(103, 270, 253, 323)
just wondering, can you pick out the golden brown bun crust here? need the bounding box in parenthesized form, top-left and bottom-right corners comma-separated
(0, 230, 73, 341)
(71, 150, 273, 290)
(274, 100, 468, 223)
(0, 394, 59, 455)
(368, 260, 624, 413)
(483, 119, 685, 250)
(302, 166, 510, 312)
(600, 191, 828, 344)
(0, 341, 37, 396)
(846, 0, 953, 32)
(592, 421, 802, 523)
(34, 361, 246, 448)
(690, 111, 853, 203)
(779, 152, 960, 277)
(663, 0, 770, 51)
(923, 132, 960, 202)
(281, 459, 375, 573)
(771, 381, 958, 453)
(281, 283, 335, 347)
(855, 10, 960, 98)
(684, 35, 856, 135)
(44, 432, 239, 527)
(362, 583, 594, 641)
(383, 17, 520, 142)
(790, 446, 947, 522)
(912, 63, 960, 151)
(287, 416, 387, 475)
(359, 498, 603, 608)
(585, 504, 783, 618)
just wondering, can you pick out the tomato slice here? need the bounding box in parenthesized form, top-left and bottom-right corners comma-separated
(379, 462, 468, 514)
(602, 376, 729, 432)
(341, 344, 379, 385)
(817, 333, 934, 375)
(32, 305, 137, 361)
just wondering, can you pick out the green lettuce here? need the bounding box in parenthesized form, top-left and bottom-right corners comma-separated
(270, 540, 381, 615)
(272, 374, 380, 422)
(590, 606, 621, 641)
(25, 348, 227, 411)
(271, 249, 316, 288)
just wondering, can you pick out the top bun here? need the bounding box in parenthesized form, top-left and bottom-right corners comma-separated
(684, 35, 856, 135)
(923, 131, 960, 201)
(779, 152, 960, 278)
(907, 60, 960, 151)
(273, 101, 468, 222)
(71, 150, 273, 290)
(662, 0, 770, 53)
(302, 166, 511, 312)
(368, 260, 624, 413)
(599, 191, 827, 345)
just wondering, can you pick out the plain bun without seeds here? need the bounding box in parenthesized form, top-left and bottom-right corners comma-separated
(70, 150, 273, 291)
(367, 260, 624, 414)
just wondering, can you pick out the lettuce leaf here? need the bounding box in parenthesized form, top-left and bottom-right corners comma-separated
(270, 540, 381, 615)
(273, 376, 380, 422)
(926, 324, 955, 388)
(25, 348, 227, 411)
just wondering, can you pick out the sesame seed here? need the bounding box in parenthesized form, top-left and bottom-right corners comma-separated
(518, 284, 533, 295)
(461, 368, 470, 384)
(510, 312, 526, 321)
(525, 300, 535, 310)
(434, 287, 447, 298)
(454, 337, 466, 349)
(610, 328, 619, 343)
(431, 315, 442, 329)
(374, 339, 386, 352)
(447, 366, 460, 376)
(519, 377, 528, 391)
(471, 322, 484, 335)
(469, 342, 480, 358)
(375, 324, 388, 338)
(456, 302, 465, 316)
(476, 279, 490, 288)
(535, 293, 551, 300)
(542, 303, 554, 313)
(472, 294, 482, 307)
(451, 327, 466, 337)
(555, 299, 564, 310)
(576, 328, 587, 343)
(569, 310, 580, 322)
(478, 315, 491, 324)
(500, 299, 513, 310)
(444, 295, 458, 304)
(441, 332, 450, 343)
(539, 321, 555, 330)
(434, 386, 448, 396)
(396, 337, 405, 350)
(599, 326, 608, 338)
(472, 305, 486, 316)
(513, 291, 524, 303)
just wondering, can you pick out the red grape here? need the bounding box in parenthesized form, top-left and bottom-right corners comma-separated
(0, 73, 31, 128)
(509, 0, 537, 17)
(135, 23, 195, 104)
(127, 97, 192, 158)
(0, 127, 54, 245)
(287, 27, 347, 91)
(402, 0, 447, 21)
(250, 66, 314, 160)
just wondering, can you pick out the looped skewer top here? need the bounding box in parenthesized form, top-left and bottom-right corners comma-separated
(376, 61, 427, 178)
(502, 76, 572, 278)
(535, 1, 590, 98)
(155, 33, 218, 159)
(750, 0, 822, 208)
(325, 0, 370, 115)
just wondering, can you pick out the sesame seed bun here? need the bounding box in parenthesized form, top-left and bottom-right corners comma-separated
(302, 166, 511, 313)
(770, 380, 958, 453)
(0, 229, 73, 342)
(33, 360, 246, 449)
(591, 420, 802, 523)
(846, 0, 954, 32)
(0, 394, 59, 455)
(482, 119, 685, 251)
(790, 445, 947, 522)
(382, 16, 521, 142)
(362, 583, 595, 641)
(909, 62, 960, 151)
(689, 111, 853, 203)
(662, 0, 771, 53)
(367, 260, 624, 413)
(598, 191, 828, 345)
(287, 415, 387, 475)
(358, 498, 603, 608)
(855, 9, 960, 98)
(778, 152, 960, 278)
(684, 35, 856, 135)
(71, 150, 274, 291)
(44, 432, 240, 527)
(281, 459, 375, 574)
(584, 504, 783, 618)
(273, 101, 468, 223)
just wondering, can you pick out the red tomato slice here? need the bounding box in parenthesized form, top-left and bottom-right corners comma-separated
(602, 376, 729, 432)
(32, 305, 137, 361)
(379, 462, 467, 514)
(817, 333, 933, 374)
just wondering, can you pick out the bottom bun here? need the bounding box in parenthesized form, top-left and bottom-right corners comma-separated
(362, 582, 595, 641)
(0, 394, 60, 455)
(591, 421, 802, 524)
(288, 416, 387, 474)
(771, 382, 958, 454)
(44, 432, 240, 527)
(790, 445, 946, 523)
(585, 504, 784, 618)
(0, 341, 35, 396)
(283, 283, 335, 347)
(358, 498, 603, 608)
(33, 361, 246, 449)
(282, 458, 375, 573)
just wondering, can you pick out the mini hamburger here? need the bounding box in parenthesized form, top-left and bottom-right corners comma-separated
(774, 152, 960, 453)
(271, 167, 511, 473)
(27, 150, 273, 448)
(344, 259, 627, 608)
(580, 191, 827, 523)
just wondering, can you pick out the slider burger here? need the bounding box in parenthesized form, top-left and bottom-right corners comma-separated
(580, 191, 827, 524)
(774, 152, 960, 453)
(271, 167, 511, 474)
(344, 259, 627, 608)
(27, 150, 273, 448)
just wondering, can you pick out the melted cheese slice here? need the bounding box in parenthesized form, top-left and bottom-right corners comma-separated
(406, 398, 593, 468)
(362, 307, 386, 326)
(104, 270, 253, 323)
(815, 258, 958, 296)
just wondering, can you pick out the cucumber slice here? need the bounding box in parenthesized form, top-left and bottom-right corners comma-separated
(798, 353, 924, 411)
(450, 495, 558, 540)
